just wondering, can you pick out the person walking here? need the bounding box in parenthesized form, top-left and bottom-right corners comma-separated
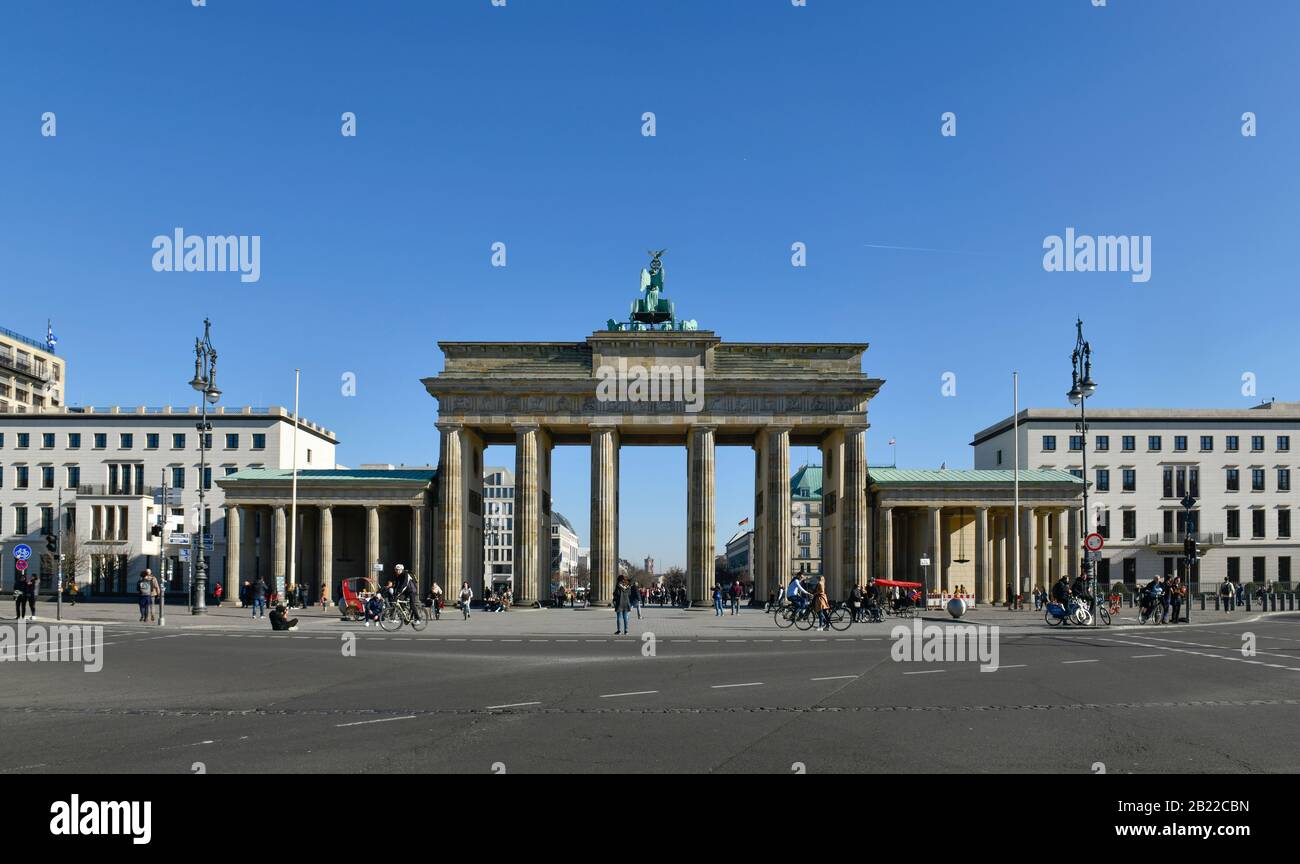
(213, 581, 223, 607)
(613, 575, 632, 635)
(251, 577, 268, 618)
(459, 581, 473, 620)
(730, 580, 742, 615)
(137, 569, 158, 622)
(1220, 577, 1234, 612)
(629, 582, 642, 620)
(14, 573, 30, 620)
(811, 576, 831, 632)
(712, 584, 724, 616)
(1169, 575, 1183, 624)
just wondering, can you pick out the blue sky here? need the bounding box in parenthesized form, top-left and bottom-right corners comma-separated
(3, 1, 1297, 568)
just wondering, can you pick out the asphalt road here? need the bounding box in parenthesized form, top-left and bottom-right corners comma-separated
(3, 609, 1298, 774)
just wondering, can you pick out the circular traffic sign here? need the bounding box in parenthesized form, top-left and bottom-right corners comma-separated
(13, 544, 32, 561)
(1084, 532, 1104, 552)
(15, 559, 28, 572)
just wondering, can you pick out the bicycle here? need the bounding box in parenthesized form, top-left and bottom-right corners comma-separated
(379, 597, 429, 632)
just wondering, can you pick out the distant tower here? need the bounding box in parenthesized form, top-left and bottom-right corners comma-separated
(644, 556, 655, 578)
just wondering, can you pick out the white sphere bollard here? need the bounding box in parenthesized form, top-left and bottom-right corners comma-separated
(947, 597, 966, 619)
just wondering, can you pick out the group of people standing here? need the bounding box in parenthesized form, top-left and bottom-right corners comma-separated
(711, 580, 745, 615)
(12, 572, 39, 620)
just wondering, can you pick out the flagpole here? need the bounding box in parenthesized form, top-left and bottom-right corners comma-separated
(1012, 372, 1021, 610)
(288, 369, 301, 605)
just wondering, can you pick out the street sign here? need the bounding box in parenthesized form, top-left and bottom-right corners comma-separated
(919, 557, 931, 567)
(15, 559, 28, 571)
(13, 544, 32, 561)
(168, 533, 191, 546)
(1087, 550, 1102, 562)
(179, 548, 191, 562)
(201, 535, 214, 552)
(1084, 532, 1104, 552)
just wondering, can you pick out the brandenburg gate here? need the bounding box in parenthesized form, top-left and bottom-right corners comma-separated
(423, 252, 883, 606)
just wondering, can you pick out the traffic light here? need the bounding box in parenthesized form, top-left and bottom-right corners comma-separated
(45, 533, 58, 555)
(1184, 534, 1197, 563)
(150, 523, 163, 538)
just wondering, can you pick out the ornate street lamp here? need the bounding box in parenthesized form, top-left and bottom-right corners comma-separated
(189, 318, 220, 614)
(1067, 319, 1099, 626)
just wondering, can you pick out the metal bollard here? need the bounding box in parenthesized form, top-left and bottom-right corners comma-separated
(1246, 593, 1252, 611)
(1271, 593, 1277, 611)
(1214, 595, 1220, 611)
(1200, 593, 1206, 611)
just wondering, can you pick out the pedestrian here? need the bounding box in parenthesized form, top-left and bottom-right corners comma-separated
(214, 582, 223, 607)
(730, 580, 741, 615)
(459, 581, 473, 619)
(1159, 576, 1172, 624)
(613, 575, 632, 635)
(240, 580, 251, 608)
(321, 585, 331, 610)
(712, 584, 723, 616)
(137, 568, 157, 622)
(1169, 576, 1183, 623)
(14, 575, 28, 620)
(630, 582, 642, 620)
(251, 577, 268, 618)
(811, 576, 831, 632)
(1220, 577, 1234, 612)
(1234, 582, 1245, 610)
(24, 573, 38, 620)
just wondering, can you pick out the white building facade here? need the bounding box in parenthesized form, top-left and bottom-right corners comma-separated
(0, 405, 336, 594)
(482, 466, 515, 590)
(551, 511, 580, 585)
(972, 402, 1300, 589)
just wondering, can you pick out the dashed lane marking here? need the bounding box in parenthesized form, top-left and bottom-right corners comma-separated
(335, 715, 417, 728)
(599, 691, 659, 698)
(711, 682, 764, 689)
(485, 701, 541, 710)
(811, 675, 858, 681)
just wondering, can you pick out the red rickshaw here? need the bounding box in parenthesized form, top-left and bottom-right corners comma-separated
(873, 579, 924, 617)
(339, 576, 378, 621)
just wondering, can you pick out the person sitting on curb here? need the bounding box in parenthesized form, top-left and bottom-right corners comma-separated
(269, 603, 299, 632)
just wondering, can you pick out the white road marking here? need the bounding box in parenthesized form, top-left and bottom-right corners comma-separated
(1131, 654, 1166, 658)
(599, 690, 659, 698)
(811, 675, 858, 681)
(711, 682, 764, 689)
(993, 664, 1027, 669)
(1063, 659, 1100, 664)
(335, 715, 417, 728)
(485, 701, 541, 710)
(903, 669, 945, 675)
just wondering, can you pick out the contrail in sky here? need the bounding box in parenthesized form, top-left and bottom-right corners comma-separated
(863, 243, 993, 256)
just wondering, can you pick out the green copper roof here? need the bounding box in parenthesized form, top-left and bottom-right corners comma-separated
(222, 468, 436, 484)
(552, 511, 575, 532)
(791, 464, 823, 499)
(867, 468, 1083, 486)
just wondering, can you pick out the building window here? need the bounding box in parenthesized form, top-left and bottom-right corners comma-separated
(1227, 509, 1240, 539)
(41, 466, 54, 489)
(223, 465, 237, 476)
(1042, 435, 1056, 452)
(1096, 558, 1110, 585)
(172, 433, 186, 449)
(1253, 556, 1266, 582)
(1122, 510, 1136, 540)
(1226, 557, 1240, 583)
(16, 466, 29, 489)
(1251, 468, 1265, 491)
(67, 433, 80, 449)
(1148, 435, 1161, 451)
(1068, 435, 1083, 451)
(1280, 556, 1292, 583)
(1190, 467, 1200, 498)
(1252, 510, 1266, 539)
(1121, 436, 1135, 452)
(1200, 435, 1213, 451)
(1279, 509, 1291, 539)
(1123, 558, 1136, 585)
(1095, 468, 1109, 492)
(1162, 467, 1173, 498)
(41, 506, 54, 535)
(225, 433, 238, 449)
(42, 433, 55, 449)
(1226, 468, 1239, 491)
(307, 448, 313, 464)
(93, 433, 107, 449)
(1173, 435, 1187, 452)
(1279, 468, 1291, 492)
(1278, 435, 1291, 452)
(202, 467, 212, 490)
(1122, 469, 1136, 492)
(996, 449, 1002, 465)
(1251, 435, 1264, 452)
(66, 466, 80, 488)
(146, 433, 159, 449)
(171, 466, 185, 489)
(15, 506, 28, 535)
(252, 434, 266, 450)
(1097, 509, 1110, 539)
(1225, 435, 1239, 452)
(1069, 468, 1083, 479)
(1095, 435, 1109, 452)
(120, 433, 133, 449)
(17, 433, 29, 449)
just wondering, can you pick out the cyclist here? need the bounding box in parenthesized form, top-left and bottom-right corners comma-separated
(395, 565, 419, 615)
(786, 574, 811, 617)
(1051, 575, 1072, 608)
(1139, 574, 1164, 623)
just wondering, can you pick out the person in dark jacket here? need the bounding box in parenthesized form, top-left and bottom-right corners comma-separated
(269, 603, 299, 631)
(14, 574, 29, 620)
(613, 575, 632, 635)
(251, 577, 268, 618)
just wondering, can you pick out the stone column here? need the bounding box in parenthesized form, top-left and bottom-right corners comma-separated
(974, 506, 989, 605)
(590, 425, 620, 605)
(410, 505, 424, 597)
(764, 427, 792, 600)
(1037, 511, 1049, 590)
(882, 506, 895, 582)
(926, 506, 942, 593)
(841, 425, 868, 599)
(436, 423, 464, 598)
(1067, 507, 1080, 580)
(535, 428, 552, 607)
(319, 505, 333, 604)
(366, 505, 380, 579)
(752, 439, 768, 599)
(1051, 510, 1065, 583)
(513, 423, 543, 606)
(993, 511, 1006, 604)
(224, 505, 241, 601)
(273, 505, 287, 597)
(1020, 506, 1037, 598)
(687, 425, 717, 604)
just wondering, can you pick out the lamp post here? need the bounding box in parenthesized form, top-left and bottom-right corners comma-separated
(1066, 318, 1098, 627)
(188, 318, 221, 615)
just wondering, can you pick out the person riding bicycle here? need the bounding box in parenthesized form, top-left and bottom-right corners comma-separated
(1051, 575, 1072, 608)
(786, 574, 811, 615)
(864, 578, 883, 620)
(1139, 574, 1164, 622)
(395, 565, 419, 613)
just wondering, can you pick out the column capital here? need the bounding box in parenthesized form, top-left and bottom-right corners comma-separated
(435, 421, 464, 434)
(512, 422, 542, 434)
(688, 424, 718, 437)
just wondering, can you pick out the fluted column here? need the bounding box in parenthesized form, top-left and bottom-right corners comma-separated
(687, 425, 717, 603)
(841, 425, 868, 599)
(974, 506, 989, 605)
(513, 424, 543, 606)
(882, 506, 895, 582)
(925, 506, 942, 593)
(993, 511, 1006, 603)
(1051, 510, 1064, 583)
(436, 423, 464, 596)
(273, 505, 287, 598)
(1067, 507, 1080, 580)
(366, 505, 380, 580)
(764, 427, 792, 598)
(224, 505, 241, 601)
(410, 505, 423, 596)
(752, 441, 768, 599)
(590, 425, 620, 605)
(1020, 506, 1037, 599)
(1037, 511, 1049, 591)
(319, 505, 333, 604)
